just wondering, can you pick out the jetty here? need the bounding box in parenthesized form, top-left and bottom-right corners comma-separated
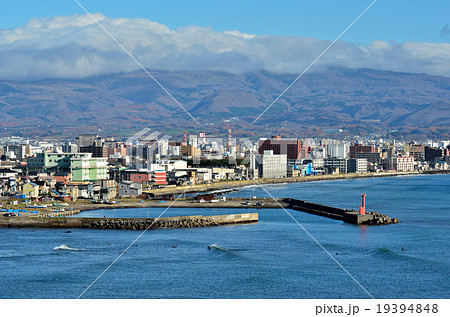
(0, 213, 258, 230)
(284, 197, 398, 225)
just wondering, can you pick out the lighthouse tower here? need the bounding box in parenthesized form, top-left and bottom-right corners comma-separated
(359, 194, 366, 215)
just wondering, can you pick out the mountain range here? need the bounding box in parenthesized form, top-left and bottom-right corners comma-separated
(0, 67, 449, 139)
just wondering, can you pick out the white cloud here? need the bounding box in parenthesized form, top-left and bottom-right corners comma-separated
(0, 14, 449, 80)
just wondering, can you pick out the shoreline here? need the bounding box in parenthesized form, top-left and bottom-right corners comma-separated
(42, 170, 450, 213)
(1, 170, 447, 218)
(143, 170, 449, 196)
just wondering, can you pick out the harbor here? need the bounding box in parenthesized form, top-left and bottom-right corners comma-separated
(0, 193, 398, 229)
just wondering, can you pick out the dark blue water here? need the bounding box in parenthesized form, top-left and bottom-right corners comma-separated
(0, 174, 448, 299)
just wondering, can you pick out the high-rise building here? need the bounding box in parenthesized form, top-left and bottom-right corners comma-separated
(75, 134, 104, 147)
(405, 144, 425, 160)
(355, 152, 381, 164)
(258, 136, 302, 160)
(62, 142, 78, 154)
(326, 143, 348, 158)
(3, 145, 27, 159)
(425, 146, 446, 162)
(256, 150, 287, 179)
(181, 145, 201, 158)
(349, 144, 378, 158)
(79, 145, 108, 158)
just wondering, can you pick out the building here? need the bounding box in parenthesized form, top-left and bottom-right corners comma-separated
(212, 167, 235, 180)
(152, 170, 167, 185)
(347, 158, 368, 173)
(79, 146, 108, 158)
(326, 143, 348, 158)
(27, 152, 107, 181)
(355, 152, 381, 165)
(196, 168, 212, 183)
(405, 144, 425, 160)
(395, 156, 415, 171)
(62, 142, 78, 154)
(349, 144, 378, 158)
(256, 150, 287, 178)
(70, 154, 108, 181)
(425, 146, 446, 162)
(75, 134, 104, 147)
(3, 145, 27, 159)
(22, 182, 40, 198)
(324, 158, 348, 174)
(118, 181, 142, 197)
(258, 136, 302, 160)
(287, 165, 302, 177)
(129, 170, 167, 185)
(181, 145, 201, 158)
(94, 180, 117, 200)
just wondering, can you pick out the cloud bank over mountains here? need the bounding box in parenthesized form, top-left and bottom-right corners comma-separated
(0, 14, 449, 80)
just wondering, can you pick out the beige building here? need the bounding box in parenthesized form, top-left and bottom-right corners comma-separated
(181, 145, 201, 158)
(22, 182, 40, 198)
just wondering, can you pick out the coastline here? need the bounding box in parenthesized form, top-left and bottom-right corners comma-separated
(2, 170, 448, 216)
(60, 170, 449, 212)
(143, 170, 449, 196)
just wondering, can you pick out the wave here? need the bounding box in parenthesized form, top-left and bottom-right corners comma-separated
(376, 248, 396, 255)
(53, 244, 84, 251)
(208, 244, 247, 252)
(374, 247, 408, 260)
(209, 244, 228, 251)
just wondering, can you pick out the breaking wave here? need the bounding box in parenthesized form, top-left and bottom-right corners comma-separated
(53, 244, 84, 251)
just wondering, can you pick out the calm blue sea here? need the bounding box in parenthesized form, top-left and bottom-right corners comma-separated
(0, 174, 448, 299)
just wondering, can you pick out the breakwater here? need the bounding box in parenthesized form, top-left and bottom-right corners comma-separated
(285, 198, 398, 225)
(0, 213, 258, 230)
(72, 198, 284, 211)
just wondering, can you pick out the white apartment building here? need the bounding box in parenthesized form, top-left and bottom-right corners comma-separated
(394, 156, 415, 171)
(326, 143, 349, 158)
(257, 150, 287, 179)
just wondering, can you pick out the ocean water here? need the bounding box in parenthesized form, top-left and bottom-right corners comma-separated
(0, 174, 448, 299)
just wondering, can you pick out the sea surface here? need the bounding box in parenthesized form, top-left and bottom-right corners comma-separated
(0, 174, 448, 299)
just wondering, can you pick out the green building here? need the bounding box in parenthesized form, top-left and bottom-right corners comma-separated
(27, 152, 108, 181)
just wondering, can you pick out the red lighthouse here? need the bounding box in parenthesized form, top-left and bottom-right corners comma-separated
(359, 194, 366, 215)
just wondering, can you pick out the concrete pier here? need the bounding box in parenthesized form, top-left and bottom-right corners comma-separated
(285, 198, 398, 225)
(0, 213, 258, 230)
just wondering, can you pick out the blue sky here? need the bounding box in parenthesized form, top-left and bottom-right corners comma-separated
(1, 0, 449, 44)
(0, 0, 449, 79)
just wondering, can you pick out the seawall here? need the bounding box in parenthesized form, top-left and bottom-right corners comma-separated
(0, 213, 258, 230)
(143, 171, 423, 196)
(285, 198, 398, 225)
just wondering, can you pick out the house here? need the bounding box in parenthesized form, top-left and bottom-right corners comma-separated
(58, 185, 79, 201)
(22, 182, 40, 198)
(196, 194, 216, 202)
(94, 180, 118, 200)
(118, 181, 142, 197)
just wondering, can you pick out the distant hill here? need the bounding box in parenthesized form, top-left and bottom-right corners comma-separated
(0, 67, 448, 138)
